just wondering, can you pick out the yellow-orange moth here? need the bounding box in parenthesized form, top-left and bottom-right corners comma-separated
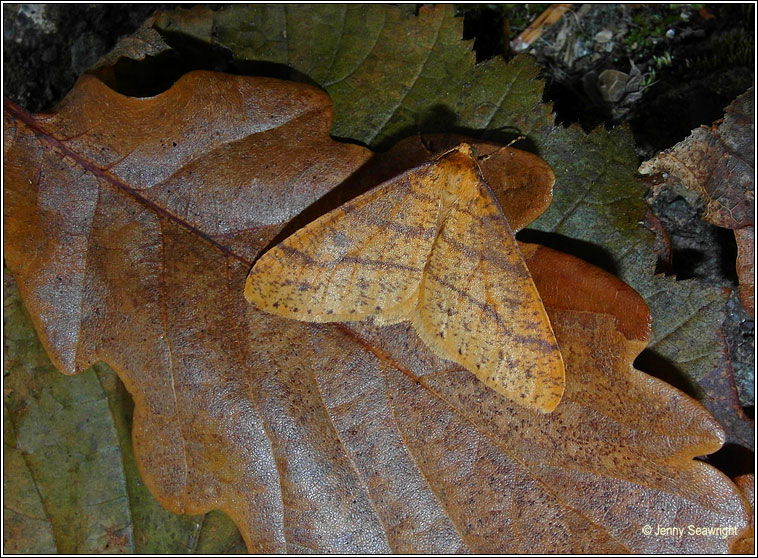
(244, 144, 565, 412)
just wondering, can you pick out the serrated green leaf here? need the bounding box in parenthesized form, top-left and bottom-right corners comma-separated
(3, 403, 57, 554)
(156, 4, 552, 149)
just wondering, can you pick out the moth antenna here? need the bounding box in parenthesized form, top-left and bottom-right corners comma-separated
(476, 134, 527, 162)
(506, 133, 527, 148)
(418, 132, 435, 154)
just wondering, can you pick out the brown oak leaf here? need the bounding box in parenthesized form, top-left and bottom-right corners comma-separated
(3, 71, 750, 553)
(731, 474, 754, 554)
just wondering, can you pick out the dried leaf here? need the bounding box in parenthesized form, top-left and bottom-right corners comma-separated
(639, 86, 755, 316)
(246, 144, 565, 412)
(636, 86, 754, 452)
(731, 474, 754, 554)
(2, 405, 56, 554)
(3, 67, 750, 553)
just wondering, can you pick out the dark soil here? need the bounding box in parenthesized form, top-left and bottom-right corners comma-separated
(4, 4, 754, 407)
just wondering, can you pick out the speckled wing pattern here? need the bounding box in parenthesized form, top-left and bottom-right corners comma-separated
(244, 159, 443, 324)
(411, 152, 565, 411)
(245, 144, 565, 412)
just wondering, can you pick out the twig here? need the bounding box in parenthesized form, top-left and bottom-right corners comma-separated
(511, 4, 573, 53)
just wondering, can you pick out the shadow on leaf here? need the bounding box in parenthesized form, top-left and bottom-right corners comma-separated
(516, 229, 619, 277)
(633, 348, 702, 400)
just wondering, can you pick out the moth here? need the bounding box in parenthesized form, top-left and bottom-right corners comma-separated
(245, 144, 565, 412)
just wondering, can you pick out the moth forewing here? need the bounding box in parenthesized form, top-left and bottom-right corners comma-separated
(244, 158, 443, 322)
